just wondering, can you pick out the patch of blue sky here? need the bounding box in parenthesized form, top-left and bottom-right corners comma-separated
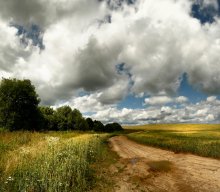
(191, 0, 220, 24)
(11, 23, 45, 49)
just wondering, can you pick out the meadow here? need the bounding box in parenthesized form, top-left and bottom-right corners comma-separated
(125, 124, 220, 158)
(0, 131, 109, 192)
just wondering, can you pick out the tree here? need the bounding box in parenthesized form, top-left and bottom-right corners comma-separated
(72, 109, 83, 130)
(77, 118, 89, 131)
(105, 122, 123, 132)
(93, 120, 105, 132)
(55, 106, 74, 131)
(39, 106, 57, 131)
(86, 118, 94, 130)
(0, 78, 41, 131)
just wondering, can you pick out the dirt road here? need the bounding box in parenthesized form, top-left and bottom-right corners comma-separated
(108, 136, 220, 192)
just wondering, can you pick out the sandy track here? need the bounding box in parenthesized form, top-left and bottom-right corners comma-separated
(109, 136, 220, 192)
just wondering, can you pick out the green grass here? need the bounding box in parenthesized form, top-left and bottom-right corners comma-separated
(126, 124, 220, 159)
(0, 131, 108, 192)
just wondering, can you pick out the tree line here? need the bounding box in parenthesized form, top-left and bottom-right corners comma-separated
(0, 78, 123, 132)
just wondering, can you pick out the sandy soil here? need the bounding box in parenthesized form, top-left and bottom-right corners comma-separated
(108, 136, 220, 192)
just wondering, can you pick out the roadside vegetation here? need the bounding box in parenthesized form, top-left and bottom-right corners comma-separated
(126, 124, 220, 158)
(0, 131, 114, 192)
(0, 78, 123, 191)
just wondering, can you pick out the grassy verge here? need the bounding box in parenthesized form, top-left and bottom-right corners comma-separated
(126, 124, 220, 158)
(90, 136, 120, 192)
(0, 131, 109, 192)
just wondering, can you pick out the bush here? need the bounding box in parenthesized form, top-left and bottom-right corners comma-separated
(105, 123, 123, 132)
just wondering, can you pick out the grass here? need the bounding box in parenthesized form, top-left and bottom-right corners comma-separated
(0, 131, 109, 192)
(90, 138, 120, 192)
(126, 124, 220, 159)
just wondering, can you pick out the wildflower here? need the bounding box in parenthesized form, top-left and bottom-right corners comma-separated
(7, 176, 14, 181)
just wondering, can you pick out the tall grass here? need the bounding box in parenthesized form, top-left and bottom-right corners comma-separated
(0, 132, 106, 192)
(0, 132, 43, 177)
(127, 124, 220, 158)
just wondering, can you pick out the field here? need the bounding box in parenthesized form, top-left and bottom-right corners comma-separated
(125, 124, 220, 158)
(1, 124, 220, 192)
(0, 131, 110, 192)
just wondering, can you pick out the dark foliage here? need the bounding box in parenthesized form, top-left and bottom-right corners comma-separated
(0, 78, 123, 132)
(86, 118, 94, 130)
(105, 122, 123, 132)
(93, 120, 105, 132)
(0, 78, 42, 131)
(39, 106, 57, 131)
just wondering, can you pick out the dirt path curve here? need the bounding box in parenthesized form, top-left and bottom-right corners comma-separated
(108, 136, 220, 192)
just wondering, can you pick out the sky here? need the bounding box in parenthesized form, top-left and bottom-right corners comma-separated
(1, 0, 220, 124)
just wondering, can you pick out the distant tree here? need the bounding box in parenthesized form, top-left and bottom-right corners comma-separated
(78, 118, 89, 131)
(105, 122, 123, 132)
(55, 106, 74, 131)
(0, 78, 41, 131)
(93, 120, 105, 132)
(72, 108, 84, 130)
(39, 106, 57, 130)
(86, 118, 94, 130)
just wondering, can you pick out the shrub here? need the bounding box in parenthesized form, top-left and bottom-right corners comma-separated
(105, 122, 123, 132)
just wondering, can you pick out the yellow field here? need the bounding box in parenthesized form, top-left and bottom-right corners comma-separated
(124, 124, 220, 131)
(125, 124, 220, 158)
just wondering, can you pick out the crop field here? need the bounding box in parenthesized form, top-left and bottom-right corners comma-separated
(0, 131, 108, 192)
(125, 124, 220, 158)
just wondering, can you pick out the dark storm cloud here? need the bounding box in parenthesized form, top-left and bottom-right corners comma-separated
(67, 37, 123, 91)
(0, 0, 47, 26)
(0, 0, 103, 28)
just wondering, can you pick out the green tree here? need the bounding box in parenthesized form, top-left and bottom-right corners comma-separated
(55, 106, 74, 131)
(39, 106, 57, 130)
(93, 120, 105, 132)
(105, 122, 123, 132)
(77, 118, 89, 131)
(86, 118, 94, 130)
(0, 78, 41, 131)
(72, 109, 82, 130)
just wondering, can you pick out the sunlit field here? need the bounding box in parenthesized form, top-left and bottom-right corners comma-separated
(125, 124, 220, 158)
(0, 131, 108, 192)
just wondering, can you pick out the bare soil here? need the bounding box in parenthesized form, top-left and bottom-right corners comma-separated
(108, 136, 220, 192)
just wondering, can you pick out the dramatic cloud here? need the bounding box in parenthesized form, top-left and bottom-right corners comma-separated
(61, 93, 113, 113)
(1, 0, 220, 123)
(0, 19, 33, 73)
(91, 96, 220, 124)
(0, 0, 105, 28)
(144, 96, 188, 105)
(145, 96, 173, 106)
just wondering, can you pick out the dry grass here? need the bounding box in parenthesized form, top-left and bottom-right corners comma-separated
(0, 131, 108, 192)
